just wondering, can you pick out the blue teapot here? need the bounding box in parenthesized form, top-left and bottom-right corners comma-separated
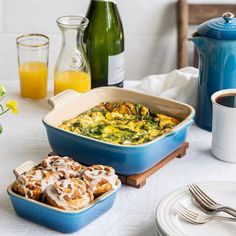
(191, 12, 236, 131)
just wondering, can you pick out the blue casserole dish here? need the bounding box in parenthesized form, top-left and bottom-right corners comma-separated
(7, 179, 121, 233)
(43, 87, 195, 175)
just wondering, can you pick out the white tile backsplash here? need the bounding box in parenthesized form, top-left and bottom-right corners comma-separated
(0, 0, 233, 82)
(4, 0, 89, 34)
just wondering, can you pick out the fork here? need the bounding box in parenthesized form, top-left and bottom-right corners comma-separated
(175, 203, 236, 224)
(188, 183, 236, 218)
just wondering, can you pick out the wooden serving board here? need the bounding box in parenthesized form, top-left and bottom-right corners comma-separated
(49, 142, 189, 189)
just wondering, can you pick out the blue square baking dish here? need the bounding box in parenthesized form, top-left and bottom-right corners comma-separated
(43, 87, 195, 176)
(7, 179, 121, 233)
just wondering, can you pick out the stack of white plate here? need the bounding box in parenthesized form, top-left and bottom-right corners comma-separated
(155, 181, 236, 236)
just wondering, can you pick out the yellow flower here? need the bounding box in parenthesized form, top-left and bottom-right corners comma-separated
(6, 100, 19, 114)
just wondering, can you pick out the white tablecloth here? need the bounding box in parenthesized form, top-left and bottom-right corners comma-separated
(0, 80, 236, 236)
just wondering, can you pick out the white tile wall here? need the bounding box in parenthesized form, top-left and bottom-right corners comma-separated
(0, 0, 234, 82)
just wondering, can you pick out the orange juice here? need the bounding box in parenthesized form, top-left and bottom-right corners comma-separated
(19, 61, 48, 99)
(54, 70, 91, 95)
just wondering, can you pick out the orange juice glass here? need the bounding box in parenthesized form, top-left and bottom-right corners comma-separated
(16, 34, 49, 99)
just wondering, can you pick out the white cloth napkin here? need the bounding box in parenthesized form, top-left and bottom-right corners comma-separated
(136, 67, 198, 108)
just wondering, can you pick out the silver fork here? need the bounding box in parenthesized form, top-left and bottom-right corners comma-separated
(188, 183, 236, 218)
(175, 203, 236, 224)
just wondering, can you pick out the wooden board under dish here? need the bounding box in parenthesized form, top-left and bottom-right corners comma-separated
(118, 142, 189, 188)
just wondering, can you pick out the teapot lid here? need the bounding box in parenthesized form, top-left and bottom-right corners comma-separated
(197, 12, 236, 40)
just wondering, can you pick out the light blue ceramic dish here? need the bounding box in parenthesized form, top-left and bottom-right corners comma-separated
(7, 179, 121, 233)
(43, 87, 195, 176)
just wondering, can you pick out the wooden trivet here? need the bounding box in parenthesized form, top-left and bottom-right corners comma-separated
(119, 142, 189, 188)
(49, 142, 189, 189)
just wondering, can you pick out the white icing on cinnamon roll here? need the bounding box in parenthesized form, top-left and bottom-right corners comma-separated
(82, 165, 118, 196)
(12, 169, 57, 200)
(44, 178, 93, 210)
(40, 156, 84, 179)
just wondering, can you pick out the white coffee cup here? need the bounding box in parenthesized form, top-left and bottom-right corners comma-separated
(211, 89, 236, 163)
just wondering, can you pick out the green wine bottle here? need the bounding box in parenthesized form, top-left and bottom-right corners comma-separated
(84, 0, 125, 88)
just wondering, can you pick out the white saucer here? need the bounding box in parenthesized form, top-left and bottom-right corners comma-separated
(155, 181, 236, 236)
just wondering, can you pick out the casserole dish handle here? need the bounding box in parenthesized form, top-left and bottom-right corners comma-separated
(48, 89, 81, 108)
(13, 161, 37, 178)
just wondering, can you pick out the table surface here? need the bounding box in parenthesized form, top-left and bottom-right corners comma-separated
(1, 80, 236, 236)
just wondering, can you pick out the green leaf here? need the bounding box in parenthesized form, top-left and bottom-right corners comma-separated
(0, 85, 6, 101)
(0, 124, 2, 134)
(90, 125, 104, 135)
(134, 104, 141, 114)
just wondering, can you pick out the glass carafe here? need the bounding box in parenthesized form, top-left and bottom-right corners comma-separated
(54, 16, 91, 95)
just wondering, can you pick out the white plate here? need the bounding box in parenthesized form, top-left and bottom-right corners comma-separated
(155, 181, 236, 236)
(155, 223, 166, 236)
(155, 220, 167, 236)
(155, 227, 165, 236)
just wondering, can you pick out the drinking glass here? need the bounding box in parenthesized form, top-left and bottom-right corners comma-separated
(16, 34, 49, 99)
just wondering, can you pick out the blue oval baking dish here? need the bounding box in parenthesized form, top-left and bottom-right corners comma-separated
(7, 179, 121, 233)
(43, 87, 195, 176)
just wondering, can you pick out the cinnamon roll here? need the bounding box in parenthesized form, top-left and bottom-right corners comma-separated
(44, 178, 93, 210)
(39, 156, 83, 179)
(82, 165, 118, 196)
(12, 169, 57, 200)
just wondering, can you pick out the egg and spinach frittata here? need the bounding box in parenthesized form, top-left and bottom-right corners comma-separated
(59, 102, 180, 145)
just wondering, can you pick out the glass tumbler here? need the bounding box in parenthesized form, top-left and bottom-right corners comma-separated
(16, 34, 49, 99)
